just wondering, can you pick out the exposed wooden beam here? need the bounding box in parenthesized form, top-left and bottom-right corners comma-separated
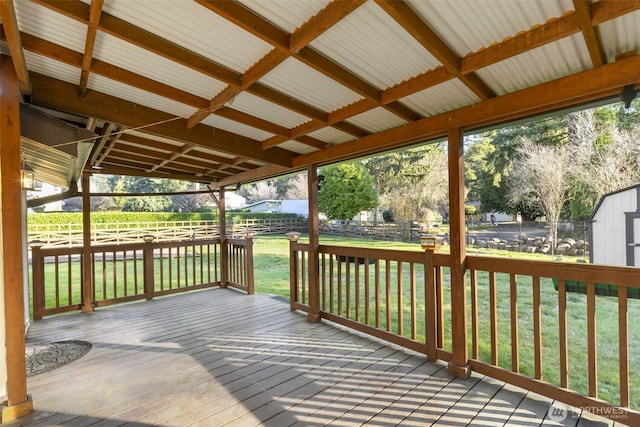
(91, 164, 218, 183)
(293, 55, 640, 168)
(149, 143, 195, 172)
(0, 0, 31, 94)
(188, 0, 367, 132)
(573, 0, 605, 67)
(89, 122, 116, 164)
(29, 72, 295, 167)
(78, 0, 103, 96)
(376, 0, 494, 100)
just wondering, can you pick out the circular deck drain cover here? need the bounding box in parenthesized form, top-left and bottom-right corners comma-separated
(26, 340, 92, 376)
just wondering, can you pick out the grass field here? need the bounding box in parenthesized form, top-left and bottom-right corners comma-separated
(32, 233, 640, 409)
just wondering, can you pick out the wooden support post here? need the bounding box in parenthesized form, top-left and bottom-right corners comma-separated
(307, 165, 321, 323)
(424, 249, 437, 361)
(81, 172, 94, 313)
(143, 237, 155, 300)
(219, 187, 228, 288)
(447, 127, 471, 379)
(0, 54, 33, 421)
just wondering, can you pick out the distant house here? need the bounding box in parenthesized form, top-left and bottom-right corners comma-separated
(245, 199, 308, 216)
(590, 183, 640, 266)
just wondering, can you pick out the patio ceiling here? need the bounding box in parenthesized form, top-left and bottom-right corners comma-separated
(1, 0, 640, 188)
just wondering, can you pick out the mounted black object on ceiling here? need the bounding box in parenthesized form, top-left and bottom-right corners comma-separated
(620, 85, 637, 109)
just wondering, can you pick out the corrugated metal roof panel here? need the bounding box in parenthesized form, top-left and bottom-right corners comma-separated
(92, 32, 227, 100)
(476, 34, 591, 96)
(278, 140, 319, 155)
(231, 92, 311, 129)
(347, 107, 408, 133)
(14, 0, 87, 54)
(96, 0, 272, 74)
(237, 0, 330, 33)
(201, 115, 274, 142)
(407, 0, 573, 56)
(598, 10, 640, 63)
(308, 127, 355, 145)
(399, 80, 481, 118)
(87, 74, 197, 119)
(310, 1, 439, 90)
(24, 51, 81, 86)
(260, 57, 363, 113)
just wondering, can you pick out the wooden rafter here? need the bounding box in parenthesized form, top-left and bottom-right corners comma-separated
(573, 0, 605, 67)
(149, 144, 195, 172)
(89, 122, 116, 164)
(375, 0, 494, 100)
(29, 72, 295, 167)
(78, 0, 103, 96)
(0, 0, 30, 94)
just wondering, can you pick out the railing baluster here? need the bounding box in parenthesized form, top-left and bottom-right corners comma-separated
(301, 251, 306, 305)
(558, 279, 569, 388)
(510, 273, 519, 372)
(364, 259, 370, 326)
(587, 281, 597, 397)
(337, 258, 342, 316)
(533, 276, 542, 380)
(321, 254, 326, 312)
(397, 261, 403, 336)
(123, 250, 128, 297)
(67, 255, 72, 306)
(435, 266, 444, 349)
(329, 254, 334, 313)
(355, 259, 360, 322)
(346, 258, 351, 319)
(54, 255, 60, 308)
(619, 286, 629, 407)
(470, 269, 478, 359)
(489, 271, 498, 366)
(386, 260, 391, 332)
(375, 260, 380, 329)
(410, 262, 416, 340)
(112, 251, 117, 299)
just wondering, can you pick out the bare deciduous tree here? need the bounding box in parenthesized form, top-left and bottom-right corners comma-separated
(508, 138, 572, 251)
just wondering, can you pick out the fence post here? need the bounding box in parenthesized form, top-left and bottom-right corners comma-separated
(143, 236, 155, 300)
(30, 241, 45, 320)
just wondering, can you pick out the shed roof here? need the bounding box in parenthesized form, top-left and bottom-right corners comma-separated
(1, 0, 639, 189)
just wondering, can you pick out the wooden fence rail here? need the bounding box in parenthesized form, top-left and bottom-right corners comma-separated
(30, 237, 254, 319)
(289, 242, 640, 424)
(28, 217, 308, 246)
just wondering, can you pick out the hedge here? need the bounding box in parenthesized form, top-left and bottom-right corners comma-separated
(27, 211, 302, 225)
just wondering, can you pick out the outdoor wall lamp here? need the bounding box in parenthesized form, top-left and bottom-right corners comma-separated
(419, 235, 443, 252)
(22, 163, 35, 191)
(286, 231, 301, 242)
(620, 85, 637, 109)
(317, 174, 325, 191)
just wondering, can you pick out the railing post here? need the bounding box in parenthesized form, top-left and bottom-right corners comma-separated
(30, 241, 45, 320)
(244, 234, 255, 295)
(143, 235, 155, 300)
(81, 172, 94, 314)
(422, 246, 437, 362)
(286, 232, 301, 310)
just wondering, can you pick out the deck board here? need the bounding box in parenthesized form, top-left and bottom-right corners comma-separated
(7, 288, 618, 426)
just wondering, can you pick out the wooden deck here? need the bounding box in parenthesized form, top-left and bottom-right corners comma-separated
(9, 288, 619, 426)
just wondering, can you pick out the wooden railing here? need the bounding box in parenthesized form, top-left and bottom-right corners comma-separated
(30, 237, 254, 319)
(289, 242, 640, 424)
